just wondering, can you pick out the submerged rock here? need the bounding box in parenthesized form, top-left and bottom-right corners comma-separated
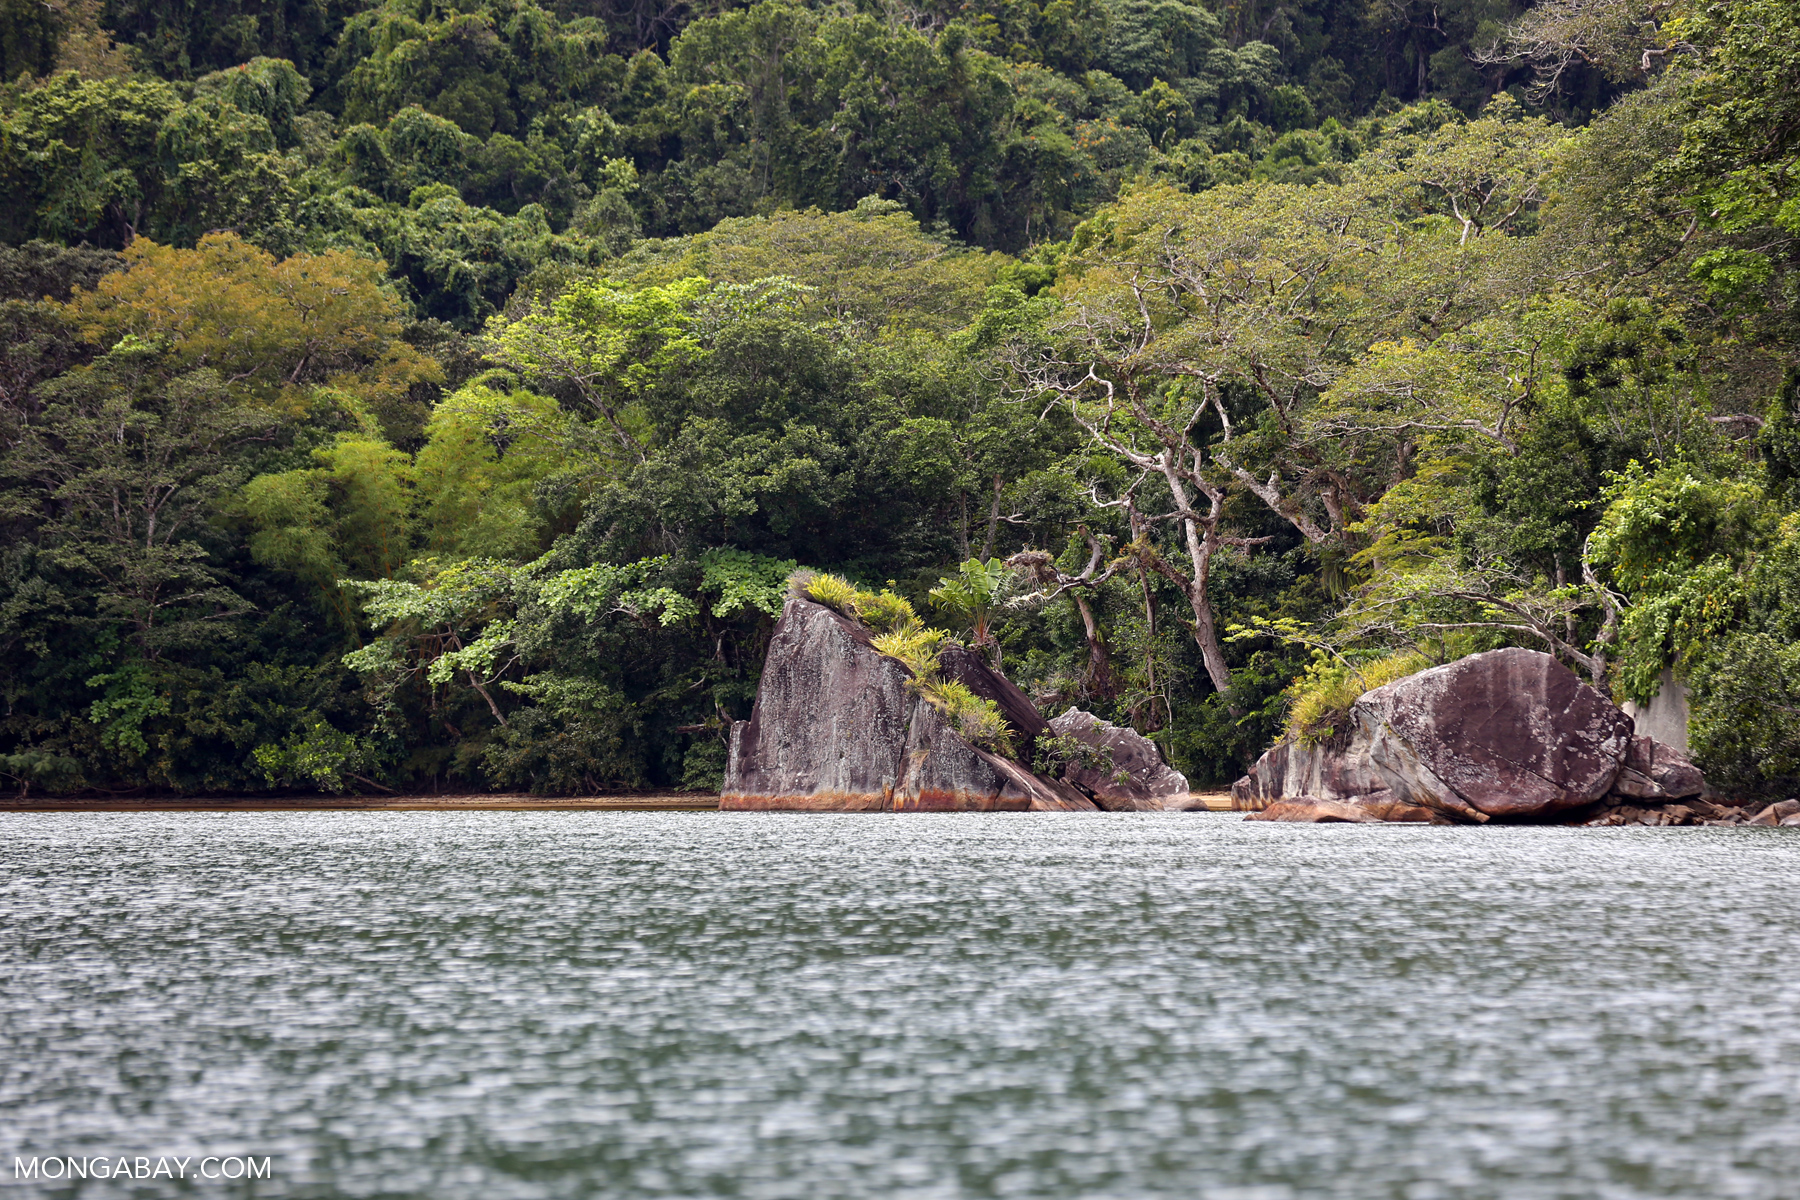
(722, 598, 1096, 812)
(1244, 798, 1382, 823)
(1234, 648, 1661, 824)
(1045, 707, 1189, 812)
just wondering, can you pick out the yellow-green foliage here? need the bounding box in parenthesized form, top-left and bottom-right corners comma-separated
(869, 624, 946, 677)
(801, 572, 919, 632)
(413, 385, 566, 561)
(1286, 651, 1430, 746)
(920, 679, 1016, 759)
(802, 571, 1014, 757)
(867, 611, 1013, 758)
(853, 589, 917, 632)
(804, 572, 860, 614)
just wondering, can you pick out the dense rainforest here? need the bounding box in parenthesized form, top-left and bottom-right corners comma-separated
(2, 0, 1798, 798)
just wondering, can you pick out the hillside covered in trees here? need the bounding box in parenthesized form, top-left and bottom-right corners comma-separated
(3, 0, 1798, 798)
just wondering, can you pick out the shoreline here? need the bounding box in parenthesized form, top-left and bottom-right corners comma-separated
(1, 791, 1243, 814)
(1, 794, 723, 813)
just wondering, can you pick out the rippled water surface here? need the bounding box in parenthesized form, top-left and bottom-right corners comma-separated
(2, 812, 1798, 1199)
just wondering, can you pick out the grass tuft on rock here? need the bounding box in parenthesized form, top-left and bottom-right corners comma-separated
(799, 571, 919, 632)
(799, 570, 1014, 757)
(870, 624, 947, 675)
(1286, 651, 1429, 746)
(853, 589, 917, 633)
(921, 679, 1015, 756)
(803, 571, 860, 614)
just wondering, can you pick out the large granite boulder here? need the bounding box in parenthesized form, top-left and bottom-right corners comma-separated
(1233, 648, 1646, 823)
(722, 598, 1097, 812)
(1046, 707, 1189, 812)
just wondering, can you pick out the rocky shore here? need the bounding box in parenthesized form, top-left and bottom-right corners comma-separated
(1235, 647, 1798, 827)
(723, 597, 1798, 826)
(721, 596, 1189, 811)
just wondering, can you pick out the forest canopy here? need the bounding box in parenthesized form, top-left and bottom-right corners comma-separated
(5, 0, 1800, 799)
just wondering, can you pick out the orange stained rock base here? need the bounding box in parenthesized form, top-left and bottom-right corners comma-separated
(1245, 797, 1444, 823)
(720, 789, 1070, 812)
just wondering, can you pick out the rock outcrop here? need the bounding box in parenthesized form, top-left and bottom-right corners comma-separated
(1045, 707, 1189, 811)
(1611, 735, 1704, 801)
(1232, 648, 1701, 824)
(722, 598, 1097, 812)
(1751, 799, 1800, 826)
(1585, 795, 1798, 827)
(939, 644, 1052, 768)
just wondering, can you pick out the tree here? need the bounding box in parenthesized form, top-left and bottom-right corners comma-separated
(929, 556, 1010, 660)
(65, 233, 442, 439)
(629, 199, 1002, 336)
(484, 273, 712, 463)
(332, 0, 618, 138)
(0, 342, 276, 762)
(1018, 180, 1386, 692)
(0, 72, 182, 247)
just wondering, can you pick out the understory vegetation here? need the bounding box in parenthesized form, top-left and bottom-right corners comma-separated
(4, 0, 1800, 798)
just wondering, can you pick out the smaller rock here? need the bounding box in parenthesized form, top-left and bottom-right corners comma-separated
(1782, 814, 1800, 827)
(1046, 707, 1188, 812)
(1245, 798, 1381, 823)
(1760, 798, 1800, 821)
(1612, 737, 1705, 800)
(1161, 792, 1226, 812)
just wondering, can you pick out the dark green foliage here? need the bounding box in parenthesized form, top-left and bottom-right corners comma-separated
(331, 0, 619, 137)
(0, 0, 61, 79)
(0, 241, 121, 301)
(1682, 527, 1800, 798)
(3, 0, 1797, 801)
(101, 0, 365, 81)
(1688, 631, 1800, 800)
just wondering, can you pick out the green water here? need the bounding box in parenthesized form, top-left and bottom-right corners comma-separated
(2, 812, 1796, 1198)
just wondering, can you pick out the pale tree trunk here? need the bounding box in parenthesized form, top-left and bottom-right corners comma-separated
(981, 473, 1003, 560)
(1071, 590, 1114, 699)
